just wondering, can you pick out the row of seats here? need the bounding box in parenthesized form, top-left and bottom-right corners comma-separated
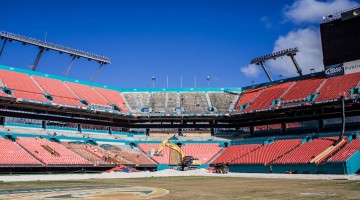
(138, 143, 223, 164)
(63, 142, 112, 165)
(212, 144, 261, 164)
(327, 139, 360, 162)
(0, 137, 41, 165)
(236, 73, 360, 112)
(214, 137, 359, 165)
(273, 137, 339, 164)
(101, 144, 155, 165)
(230, 140, 301, 165)
(315, 73, 360, 102)
(0, 137, 156, 166)
(0, 70, 128, 111)
(16, 137, 90, 165)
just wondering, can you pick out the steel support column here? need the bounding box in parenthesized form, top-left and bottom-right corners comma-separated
(64, 56, 76, 77)
(91, 62, 104, 82)
(289, 54, 302, 76)
(0, 38, 7, 57)
(33, 47, 45, 71)
(258, 61, 273, 82)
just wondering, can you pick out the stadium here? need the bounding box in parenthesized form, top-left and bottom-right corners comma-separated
(0, 1, 359, 199)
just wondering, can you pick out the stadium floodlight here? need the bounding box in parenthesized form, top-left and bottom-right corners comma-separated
(250, 47, 302, 82)
(206, 76, 211, 87)
(0, 30, 111, 82)
(152, 76, 156, 88)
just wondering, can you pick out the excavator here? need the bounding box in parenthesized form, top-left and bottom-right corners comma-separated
(155, 139, 201, 170)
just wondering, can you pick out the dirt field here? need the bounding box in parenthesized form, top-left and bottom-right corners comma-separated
(0, 176, 359, 199)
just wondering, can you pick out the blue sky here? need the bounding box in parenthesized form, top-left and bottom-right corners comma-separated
(0, 0, 359, 88)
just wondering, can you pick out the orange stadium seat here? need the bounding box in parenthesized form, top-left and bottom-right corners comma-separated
(328, 139, 360, 162)
(235, 87, 264, 111)
(16, 137, 90, 166)
(231, 140, 301, 165)
(33, 76, 84, 107)
(0, 137, 41, 165)
(212, 144, 262, 164)
(243, 82, 293, 111)
(315, 73, 360, 102)
(273, 137, 339, 164)
(93, 87, 129, 112)
(65, 82, 110, 106)
(0, 70, 50, 102)
(282, 78, 324, 101)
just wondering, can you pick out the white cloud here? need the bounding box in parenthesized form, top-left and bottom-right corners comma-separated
(284, 0, 359, 24)
(240, 64, 260, 77)
(267, 28, 324, 76)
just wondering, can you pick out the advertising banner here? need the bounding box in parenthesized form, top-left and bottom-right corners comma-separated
(324, 63, 344, 77)
(343, 59, 360, 75)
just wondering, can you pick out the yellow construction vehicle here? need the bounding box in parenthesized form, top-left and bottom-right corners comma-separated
(155, 139, 201, 170)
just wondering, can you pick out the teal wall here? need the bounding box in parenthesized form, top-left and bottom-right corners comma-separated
(229, 163, 347, 174)
(345, 151, 360, 174)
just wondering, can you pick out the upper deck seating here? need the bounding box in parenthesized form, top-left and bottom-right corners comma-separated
(0, 70, 49, 102)
(93, 87, 129, 112)
(328, 139, 360, 162)
(282, 78, 324, 102)
(180, 92, 209, 114)
(122, 92, 151, 112)
(150, 92, 178, 113)
(235, 87, 264, 111)
(65, 82, 109, 106)
(33, 76, 83, 107)
(243, 82, 293, 112)
(316, 72, 360, 102)
(209, 92, 237, 113)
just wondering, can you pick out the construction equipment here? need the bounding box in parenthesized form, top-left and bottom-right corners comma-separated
(214, 163, 229, 174)
(155, 139, 201, 170)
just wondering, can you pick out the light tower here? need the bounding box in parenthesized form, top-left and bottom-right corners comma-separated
(206, 76, 211, 87)
(152, 76, 156, 88)
(250, 47, 302, 82)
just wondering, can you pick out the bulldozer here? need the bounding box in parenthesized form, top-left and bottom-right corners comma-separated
(155, 139, 201, 170)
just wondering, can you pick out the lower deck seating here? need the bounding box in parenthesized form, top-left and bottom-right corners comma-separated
(231, 140, 301, 165)
(273, 137, 338, 164)
(328, 139, 360, 162)
(0, 137, 41, 165)
(138, 144, 169, 164)
(138, 143, 222, 164)
(63, 142, 112, 165)
(16, 137, 90, 165)
(101, 144, 156, 165)
(182, 144, 223, 164)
